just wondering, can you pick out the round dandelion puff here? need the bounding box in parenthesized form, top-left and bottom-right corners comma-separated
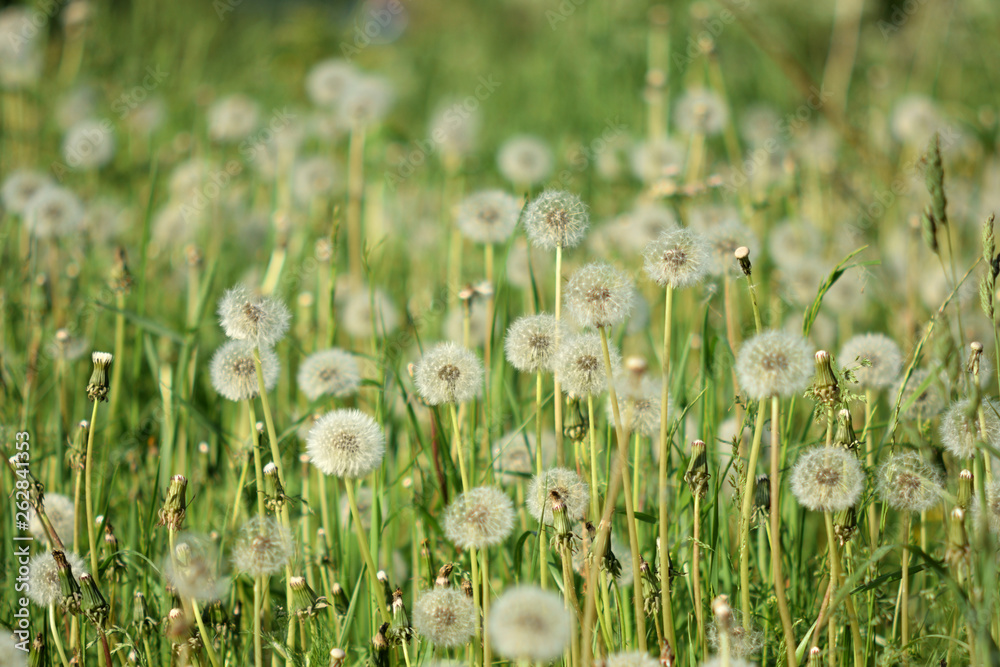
(209, 341, 279, 402)
(790, 446, 865, 512)
(706, 610, 764, 660)
(340, 285, 400, 339)
(504, 313, 567, 374)
(497, 135, 553, 186)
(28, 551, 87, 607)
(522, 190, 589, 251)
(164, 533, 226, 601)
(675, 87, 729, 136)
(208, 94, 260, 143)
(306, 409, 386, 479)
(305, 58, 358, 108)
(493, 430, 556, 483)
(218, 284, 291, 348)
(456, 189, 522, 244)
(735, 330, 814, 400)
(297, 348, 361, 400)
(29, 492, 75, 548)
(1, 170, 53, 214)
(611, 372, 666, 438)
(699, 218, 759, 278)
(490, 585, 572, 662)
(971, 477, 1000, 535)
(232, 516, 294, 577)
(526, 467, 590, 525)
(603, 652, 661, 667)
(24, 185, 84, 239)
(414, 341, 484, 405)
(557, 333, 620, 398)
(940, 398, 1000, 461)
(839, 333, 903, 391)
(642, 228, 712, 289)
(412, 588, 477, 648)
(443, 486, 515, 549)
(565, 261, 634, 329)
(877, 451, 944, 513)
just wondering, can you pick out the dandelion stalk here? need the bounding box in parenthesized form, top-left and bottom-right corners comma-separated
(49, 603, 71, 667)
(345, 479, 392, 624)
(738, 402, 767, 621)
(657, 284, 676, 649)
(535, 370, 550, 590)
(554, 245, 565, 466)
(899, 510, 912, 649)
(771, 395, 797, 666)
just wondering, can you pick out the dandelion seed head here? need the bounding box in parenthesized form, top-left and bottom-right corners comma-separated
(209, 341, 279, 402)
(337, 75, 394, 128)
(28, 551, 87, 607)
(0, 627, 27, 667)
(522, 190, 589, 251)
(940, 398, 1000, 461)
(340, 285, 400, 339)
(493, 430, 556, 484)
(164, 533, 226, 601)
(790, 446, 866, 512)
(456, 190, 521, 244)
(412, 588, 477, 648)
(611, 372, 667, 438)
(497, 135, 553, 186)
(601, 652, 661, 667)
(700, 218, 759, 278)
(565, 262, 634, 329)
(629, 137, 685, 184)
(414, 341, 484, 405)
(443, 486, 515, 549)
(62, 118, 115, 170)
(504, 314, 567, 374)
(1, 170, 53, 214)
(557, 333, 620, 398)
(23, 185, 84, 239)
(675, 88, 728, 136)
(306, 408, 386, 479)
(232, 516, 294, 577)
(292, 156, 339, 205)
(891, 94, 944, 146)
(707, 609, 764, 660)
(305, 59, 359, 108)
(218, 284, 291, 347)
(297, 348, 361, 400)
(208, 94, 260, 143)
(526, 468, 590, 525)
(735, 330, 814, 399)
(29, 493, 75, 548)
(877, 451, 944, 513)
(642, 228, 712, 289)
(490, 586, 572, 662)
(839, 333, 903, 391)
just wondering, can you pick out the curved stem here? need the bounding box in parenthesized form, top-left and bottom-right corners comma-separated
(771, 396, 797, 666)
(345, 479, 392, 624)
(85, 399, 101, 583)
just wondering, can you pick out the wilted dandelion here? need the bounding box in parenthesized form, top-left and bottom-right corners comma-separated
(971, 478, 1000, 535)
(790, 446, 866, 512)
(526, 468, 589, 525)
(1, 170, 53, 214)
(414, 341, 484, 405)
(522, 190, 589, 251)
(297, 348, 361, 400)
(642, 228, 712, 289)
(28, 551, 87, 607)
(675, 88, 729, 136)
(29, 492, 76, 547)
(164, 533, 226, 601)
(877, 451, 944, 513)
(497, 135, 553, 186)
(306, 409, 386, 479)
(207, 94, 260, 142)
(218, 284, 291, 348)
(735, 330, 814, 400)
(456, 189, 521, 244)
(565, 261, 634, 329)
(556, 333, 620, 398)
(232, 516, 294, 577)
(209, 341, 279, 402)
(489, 585, 572, 662)
(305, 58, 358, 108)
(412, 588, 477, 648)
(443, 486, 515, 549)
(839, 333, 903, 391)
(939, 398, 1000, 460)
(23, 185, 84, 239)
(504, 313, 567, 374)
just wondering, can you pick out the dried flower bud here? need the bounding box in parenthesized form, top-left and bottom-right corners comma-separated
(53, 550, 82, 615)
(958, 469, 974, 510)
(86, 352, 113, 402)
(110, 247, 134, 295)
(946, 507, 969, 568)
(684, 440, 709, 499)
(330, 582, 350, 615)
(812, 350, 839, 406)
(434, 563, 454, 589)
(291, 576, 328, 618)
(263, 462, 286, 512)
(329, 648, 346, 667)
(734, 246, 752, 277)
(833, 409, 860, 451)
(834, 506, 857, 545)
(157, 475, 188, 531)
(134, 591, 158, 636)
(80, 573, 109, 626)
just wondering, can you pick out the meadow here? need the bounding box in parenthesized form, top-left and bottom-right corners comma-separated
(2, 0, 1000, 666)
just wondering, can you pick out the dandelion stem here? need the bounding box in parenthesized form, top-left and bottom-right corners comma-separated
(693, 493, 706, 657)
(253, 576, 263, 667)
(598, 325, 648, 652)
(771, 396, 797, 666)
(658, 284, 674, 649)
(191, 598, 222, 667)
(738, 401, 767, 621)
(587, 394, 601, 521)
(450, 402, 471, 492)
(471, 546, 482, 665)
(535, 370, 549, 590)
(344, 479, 392, 624)
(823, 513, 840, 667)
(900, 511, 912, 649)
(49, 604, 71, 667)
(482, 549, 492, 667)
(246, 401, 266, 519)
(554, 245, 565, 466)
(85, 398, 101, 586)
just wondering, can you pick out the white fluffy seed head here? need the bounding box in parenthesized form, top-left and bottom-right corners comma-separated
(23, 185, 84, 239)
(297, 348, 361, 400)
(602, 652, 661, 667)
(29, 493, 75, 548)
(443, 486, 515, 549)
(522, 190, 589, 251)
(675, 87, 729, 136)
(1, 170, 53, 214)
(305, 58, 359, 108)
(207, 94, 260, 143)
(497, 135, 553, 186)
(939, 398, 1000, 460)
(62, 118, 115, 170)
(790, 446, 866, 512)
(232, 516, 294, 577)
(217, 284, 291, 347)
(565, 262, 634, 329)
(642, 228, 712, 289)
(706, 609, 764, 660)
(489, 585, 573, 662)
(611, 372, 667, 438)
(971, 478, 1000, 536)
(556, 333, 620, 398)
(414, 341, 484, 405)
(164, 533, 226, 601)
(28, 551, 87, 607)
(839, 333, 903, 391)
(504, 313, 567, 374)
(456, 190, 522, 244)
(340, 285, 400, 339)
(412, 588, 477, 648)
(493, 430, 556, 484)
(526, 468, 590, 525)
(306, 409, 386, 479)
(0, 627, 27, 667)
(735, 330, 814, 399)
(209, 341, 280, 402)
(877, 451, 944, 513)
(699, 218, 759, 278)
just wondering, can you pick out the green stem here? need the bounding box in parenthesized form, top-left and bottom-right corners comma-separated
(739, 402, 767, 621)
(771, 396, 797, 666)
(344, 479, 392, 624)
(85, 399, 101, 584)
(535, 371, 549, 590)
(450, 402, 471, 492)
(50, 604, 71, 667)
(246, 401, 266, 519)
(191, 599, 222, 667)
(657, 285, 674, 649)
(587, 394, 601, 522)
(554, 245, 564, 467)
(253, 576, 263, 667)
(900, 511, 912, 649)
